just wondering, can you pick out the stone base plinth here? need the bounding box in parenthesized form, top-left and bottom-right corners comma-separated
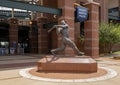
(37, 55, 97, 73)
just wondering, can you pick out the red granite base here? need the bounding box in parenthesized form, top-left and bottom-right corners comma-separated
(37, 55, 97, 73)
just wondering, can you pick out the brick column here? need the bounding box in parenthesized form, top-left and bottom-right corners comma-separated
(58, 0, 75, 55)
(8, 18, 18, 54)
(75, 22, 80, 44)
(118, 0, 120, 16)
(84, 2, 99, 58)
(95, 0, 108, 23)
(37, 17, 49, 54)
(29, 20, 38, 53)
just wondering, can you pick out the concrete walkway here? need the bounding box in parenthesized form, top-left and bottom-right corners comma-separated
(0, 54, 120, 85)
(0, 54, 43, 68)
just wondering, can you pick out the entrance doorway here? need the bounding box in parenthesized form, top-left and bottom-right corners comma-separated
(0, 29, 9, 55)
(18, 26, 30, 53)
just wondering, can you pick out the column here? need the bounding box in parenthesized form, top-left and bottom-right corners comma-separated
(99, 0, 108, 23)
(37, 17, 49, 54)
(75, 22, 80, 44)
(8, 18, 18, 54)
(11, 8, 14, 18)
(58, 0, 75, 55)
(84, 2, 100, 58)
(118, 0, 120, 16)
(29, 20, 38, 53)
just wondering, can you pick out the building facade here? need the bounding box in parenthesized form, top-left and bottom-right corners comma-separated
(0, 0, 119, 56)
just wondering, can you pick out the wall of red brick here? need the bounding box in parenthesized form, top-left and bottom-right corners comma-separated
(8, 18, 18, 54)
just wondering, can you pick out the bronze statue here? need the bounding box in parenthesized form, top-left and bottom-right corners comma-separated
(48, 20, 84, 56)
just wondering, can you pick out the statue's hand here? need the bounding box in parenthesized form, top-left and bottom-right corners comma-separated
(48, 29, 51, 33)
(53, 25, 57, 28)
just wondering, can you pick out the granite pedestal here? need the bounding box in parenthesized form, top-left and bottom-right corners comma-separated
(37, 55, 97, 73)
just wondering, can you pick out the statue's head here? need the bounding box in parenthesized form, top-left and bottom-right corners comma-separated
(60, 20, 66, 25)
(87, 0, 93, 3)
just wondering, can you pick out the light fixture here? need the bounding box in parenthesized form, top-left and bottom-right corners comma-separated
(53, 15, 57, 18)
(29, 21, 32, 25)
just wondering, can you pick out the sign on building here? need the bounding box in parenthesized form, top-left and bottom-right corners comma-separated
(75, 6, 88, 22)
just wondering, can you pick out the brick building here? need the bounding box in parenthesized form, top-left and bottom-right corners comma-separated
(0, 0, 119, 56)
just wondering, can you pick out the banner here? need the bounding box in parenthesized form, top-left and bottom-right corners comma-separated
(75, 6, 88, 22)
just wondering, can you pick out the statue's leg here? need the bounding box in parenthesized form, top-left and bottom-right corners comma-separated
(51, 43, 66, 55)
(66, 39, 84, 55)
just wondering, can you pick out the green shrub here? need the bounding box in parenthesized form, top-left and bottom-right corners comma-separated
(99, 22, 120, 53)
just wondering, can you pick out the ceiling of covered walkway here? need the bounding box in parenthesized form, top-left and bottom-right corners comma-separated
(0, 0, 62, 15)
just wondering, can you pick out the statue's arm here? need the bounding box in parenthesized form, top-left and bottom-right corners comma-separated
(48, 24, 68, 33)
(55, 24, 68, 28)
(48, 25, 56, 33)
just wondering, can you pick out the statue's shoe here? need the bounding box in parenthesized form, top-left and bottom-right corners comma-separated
(78, 52, 85, 56)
